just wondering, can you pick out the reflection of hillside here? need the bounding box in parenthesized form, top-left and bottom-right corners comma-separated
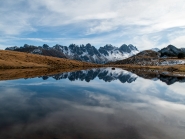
(124, 69, 185, 85)
(42, 68, 138, 83)
(159, 75, 185, 85)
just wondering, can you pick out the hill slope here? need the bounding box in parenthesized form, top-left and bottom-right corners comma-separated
(108, 50, 185, 66)
(0, 50, 97, 69)
(159, 45, 185, 57)
(108, 50, 160, 66)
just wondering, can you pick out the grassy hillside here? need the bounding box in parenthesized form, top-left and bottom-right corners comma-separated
(107, 50, 160, 65)
(0, 50, 98, 69)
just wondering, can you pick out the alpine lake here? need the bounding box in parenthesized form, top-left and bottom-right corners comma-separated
(0, 67, 185, 139)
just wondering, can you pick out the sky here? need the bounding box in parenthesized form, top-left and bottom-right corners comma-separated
(0, 0, 185, 50)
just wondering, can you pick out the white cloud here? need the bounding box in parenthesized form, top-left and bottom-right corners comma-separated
(0, 0, 185, 49)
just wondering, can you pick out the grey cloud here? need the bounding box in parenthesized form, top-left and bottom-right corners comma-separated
(1, 0, 185, 49)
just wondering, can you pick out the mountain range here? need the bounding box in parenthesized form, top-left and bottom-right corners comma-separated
(6, 43, 139, 64)
(5, 44, 185, 65)
(5, 44, 67, 59)
(41, 68, 138, 83)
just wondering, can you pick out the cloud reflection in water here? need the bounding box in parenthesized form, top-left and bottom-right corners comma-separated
(0, 68, 185, 139)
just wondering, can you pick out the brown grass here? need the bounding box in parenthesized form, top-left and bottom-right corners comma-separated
(0, 50, 100, 69)
(0, 67, 93, 81)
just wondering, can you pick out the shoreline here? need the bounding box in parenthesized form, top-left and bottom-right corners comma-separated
(105, 64, 185, 76)
(1, 65, 185, 81)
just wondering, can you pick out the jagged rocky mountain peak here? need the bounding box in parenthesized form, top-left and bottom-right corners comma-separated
(53, 44, 62, 50)
(5, 43, 139, 64)
(128, 44, 138, 51)
(85, 43, 92, 48)
(43, 44, 50, 49)
(119, 44, 133, 53)
(119, 44, 127, 49)
(98, 46, 109, 56)
(103, 44, 115, 50)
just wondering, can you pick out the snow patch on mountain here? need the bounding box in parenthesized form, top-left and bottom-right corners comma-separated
(31, 49, 42, 54)
(160, 60, 185, 65)
(151, 48, 160, 52)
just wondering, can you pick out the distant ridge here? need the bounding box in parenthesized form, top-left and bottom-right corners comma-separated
(6, 43, 139, 64)
(5, 44, 67, 59)
(159, 45, 185, 57)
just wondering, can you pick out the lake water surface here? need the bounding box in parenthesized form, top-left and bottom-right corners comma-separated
(0, 68, 185, 139)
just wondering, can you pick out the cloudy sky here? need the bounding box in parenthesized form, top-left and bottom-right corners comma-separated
(0, 0, 185, 50)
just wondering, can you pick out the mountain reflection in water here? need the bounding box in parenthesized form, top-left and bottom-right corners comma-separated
(0, 68, 185, 139)
(41, 68, 137, 83)
(40, 67, 185, 85)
